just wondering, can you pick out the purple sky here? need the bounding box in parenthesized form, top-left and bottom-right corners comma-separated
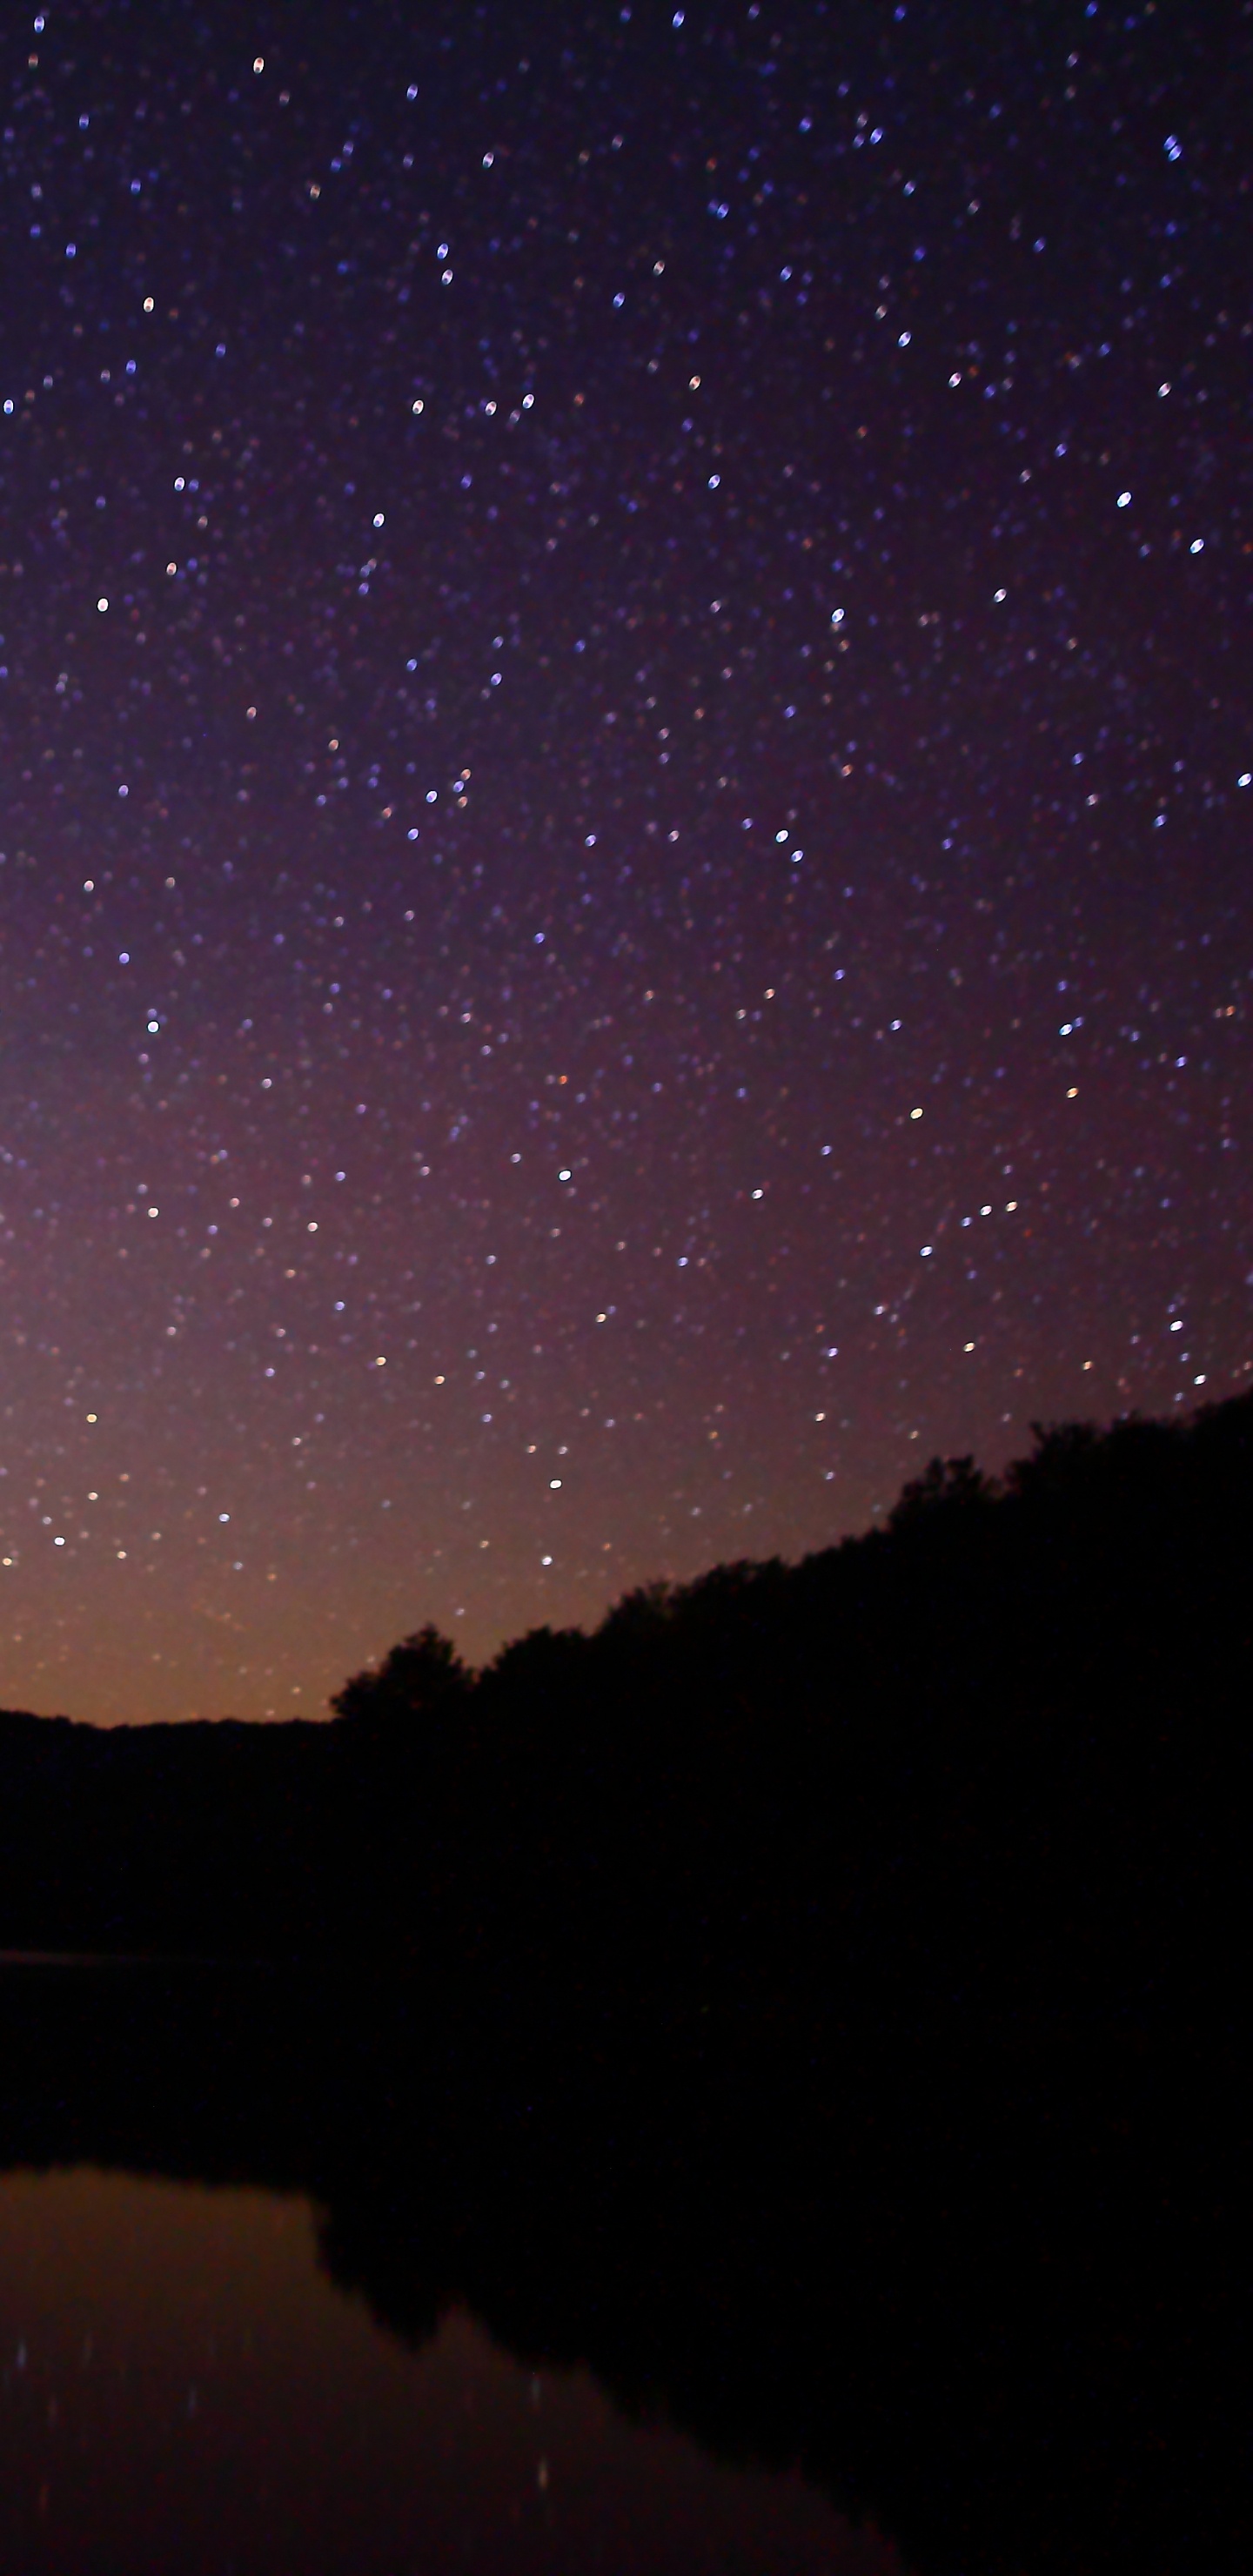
(0, 0, 1249, 1720)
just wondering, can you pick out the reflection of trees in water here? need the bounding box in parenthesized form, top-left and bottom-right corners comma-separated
(316, 2195, 447, 2358)
(311, 2004, 1242, 2576)
(2, 1960, 1236, 2576)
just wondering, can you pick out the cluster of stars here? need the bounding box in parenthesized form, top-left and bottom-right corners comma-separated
(0, 3, 1247, 1721)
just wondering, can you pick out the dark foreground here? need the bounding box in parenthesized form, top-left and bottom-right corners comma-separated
(1, 1396, 1249, 2568)
(0, 1951, 1243, 2576)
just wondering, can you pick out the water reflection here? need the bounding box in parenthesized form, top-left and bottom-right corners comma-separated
(0, 1959, 1237, 2576)
(0, 2168, 901, 2576)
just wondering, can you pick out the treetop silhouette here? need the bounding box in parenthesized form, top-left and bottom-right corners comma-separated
(330, 1623, 470, 1736)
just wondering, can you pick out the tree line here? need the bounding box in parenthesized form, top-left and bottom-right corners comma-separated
(0, 1387, 1245, 2032)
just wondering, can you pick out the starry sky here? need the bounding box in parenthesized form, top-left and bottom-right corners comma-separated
(0, 0, 1249, 1722)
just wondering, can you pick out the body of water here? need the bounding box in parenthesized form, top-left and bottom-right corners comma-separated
(0, 2165, 901, 2575)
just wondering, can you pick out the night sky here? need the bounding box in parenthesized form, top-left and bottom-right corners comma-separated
(1, 0, 1249, 1722)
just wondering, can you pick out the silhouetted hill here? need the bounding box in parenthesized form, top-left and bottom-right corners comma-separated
(0, 1388, 1248, 2000)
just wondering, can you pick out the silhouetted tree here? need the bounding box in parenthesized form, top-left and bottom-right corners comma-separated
(484, 1623, 593, 1694)
(594, 1579, 679, 1644)
(330, 1624, 471, 1739)
(887, 1452, 997, 1529)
